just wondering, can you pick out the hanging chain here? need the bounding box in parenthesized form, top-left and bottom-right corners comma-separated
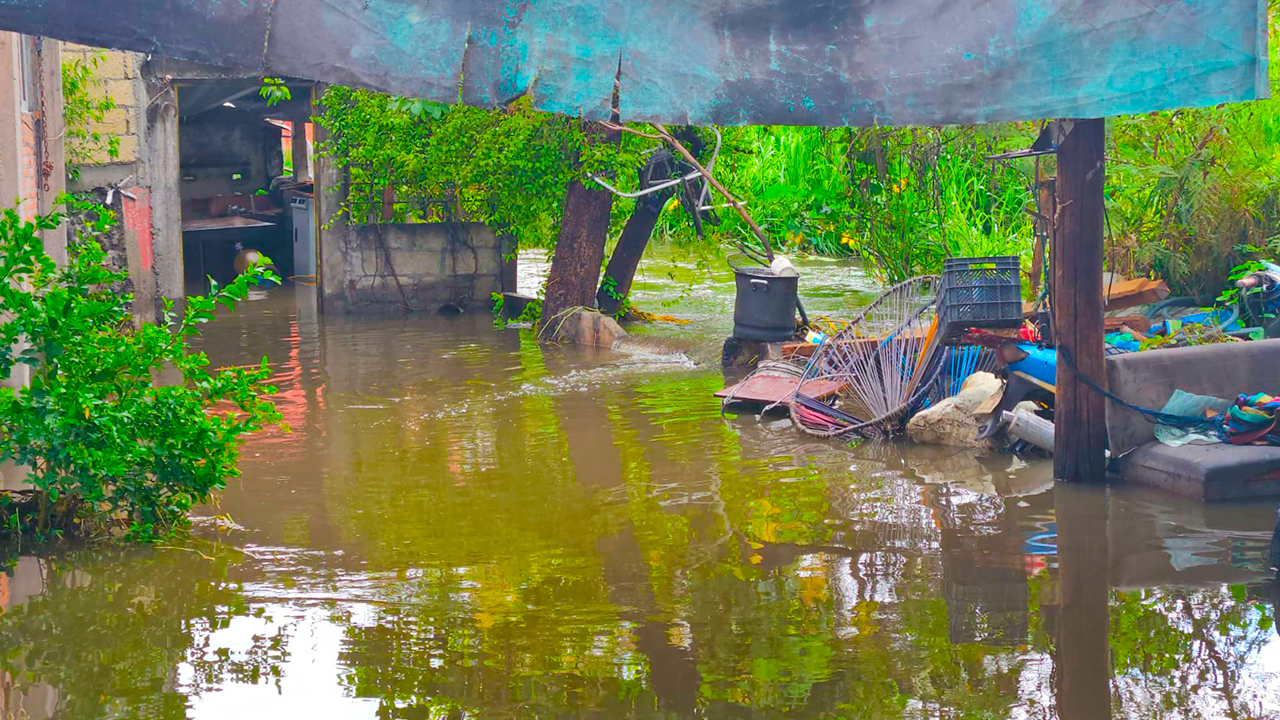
(35, 36, 54, 193)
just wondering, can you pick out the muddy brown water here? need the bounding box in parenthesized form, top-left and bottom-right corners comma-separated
(1, 253, 1278, 719)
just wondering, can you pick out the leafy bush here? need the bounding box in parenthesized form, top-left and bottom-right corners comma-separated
(0, 202, 283, 541)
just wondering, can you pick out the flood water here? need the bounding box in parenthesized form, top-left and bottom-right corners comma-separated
(1, 252, 1278, 719)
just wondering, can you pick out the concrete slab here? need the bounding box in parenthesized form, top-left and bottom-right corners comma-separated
(1118, 442, 1280, 501)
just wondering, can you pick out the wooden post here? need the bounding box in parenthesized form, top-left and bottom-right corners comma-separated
(1052, 118, 1107, 482)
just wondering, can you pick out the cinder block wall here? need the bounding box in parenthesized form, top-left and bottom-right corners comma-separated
(325, 223, 512, 313)
(62, 45, 182, 321)
(61, 45, 142, 167)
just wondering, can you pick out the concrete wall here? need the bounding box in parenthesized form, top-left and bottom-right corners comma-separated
(63, 45, 180, 321)
(322, 222, 512, 313)
(61, 45, 144, 185)
(0, 34, 66, 244)
(0, 33, 68, 490)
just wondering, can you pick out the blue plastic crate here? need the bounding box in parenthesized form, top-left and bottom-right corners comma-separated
(938, 256, 1022, 344)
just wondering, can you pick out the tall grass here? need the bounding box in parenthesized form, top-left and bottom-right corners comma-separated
(653, 125, 1038, 284)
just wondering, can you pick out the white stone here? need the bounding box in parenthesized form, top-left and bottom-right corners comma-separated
(544, 310, 627, 347)
(906, 371, 1003, 449)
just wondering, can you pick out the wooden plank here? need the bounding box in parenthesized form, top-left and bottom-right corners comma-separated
(782, 328, 932, 359)
(1104, 315, 1149, 332)
(1102, 278, 1170, 312)
(1052, 118, 1108, 483)
(1024, 280, 1169, 318)
(715, 376, 844, 407)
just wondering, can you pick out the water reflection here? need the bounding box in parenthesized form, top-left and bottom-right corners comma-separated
(0, 282, 1277, 719)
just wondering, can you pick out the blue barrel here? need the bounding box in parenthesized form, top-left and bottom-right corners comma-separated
(732, 267, 798, 341)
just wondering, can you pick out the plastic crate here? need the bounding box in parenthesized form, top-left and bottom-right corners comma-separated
(937, 256, 1023, 344)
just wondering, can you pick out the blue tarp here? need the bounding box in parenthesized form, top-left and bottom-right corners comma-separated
(0, 0, 1268, 126)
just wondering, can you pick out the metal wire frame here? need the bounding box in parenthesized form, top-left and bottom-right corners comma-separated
(789, 276, 944, 439)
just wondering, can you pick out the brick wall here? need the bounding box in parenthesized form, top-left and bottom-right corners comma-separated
(61, 44, 141, 166)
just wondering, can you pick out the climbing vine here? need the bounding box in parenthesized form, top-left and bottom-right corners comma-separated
(61, 53, 120, 179)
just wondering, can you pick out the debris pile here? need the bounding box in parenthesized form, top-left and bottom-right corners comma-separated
(719, 255, 1280, 460)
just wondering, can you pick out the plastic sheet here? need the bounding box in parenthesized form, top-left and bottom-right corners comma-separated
(1155, 390, 1230, 447)
(0, 0, 1267, 127)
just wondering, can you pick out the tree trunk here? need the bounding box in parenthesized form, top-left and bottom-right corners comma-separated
(596, 201, 664, 316)
(541, 123, 620, 332)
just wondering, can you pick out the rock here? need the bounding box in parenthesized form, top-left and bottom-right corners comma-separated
(906, 372, 1004, 449)
(721, 337, 786, 368)
(542, 309, 626, 347)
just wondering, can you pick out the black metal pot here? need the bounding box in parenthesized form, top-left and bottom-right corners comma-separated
(732, 267, 798, 341)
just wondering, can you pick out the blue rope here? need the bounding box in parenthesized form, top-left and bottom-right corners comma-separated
(1057, 346, 1223, 433)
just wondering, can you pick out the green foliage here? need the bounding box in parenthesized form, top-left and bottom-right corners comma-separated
(489, 291, 542, 326)
(650, 125, 1037, 284)
(0, 202, 284, 541)
(1104, 6, 1280, 298)
(1215, 251, 1273, 308)
(1106, 103, 1280, 299)
(598, 274, 631, 319)
(316, 87, 593, 250)
(259, 77, 292, 107)
(61, 53, 120, 179)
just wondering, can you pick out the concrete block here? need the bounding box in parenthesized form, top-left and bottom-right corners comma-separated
(95, 108, 130, 136)
(1106, 339, 1280, 455)
(1119, 442, 1280, 501)
(86, 133, 137, 164)
(89, 78, 138, 107)
(94, 51, 135, 79)
(500, 292, 537, 320)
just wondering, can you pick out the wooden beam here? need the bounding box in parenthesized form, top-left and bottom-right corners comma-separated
(1052, 118, 1107, 482)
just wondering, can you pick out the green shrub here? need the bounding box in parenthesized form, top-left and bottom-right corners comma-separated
(0, 202, 284, 541)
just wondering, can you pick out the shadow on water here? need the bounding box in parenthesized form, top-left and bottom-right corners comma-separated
(0, 278, 1278, 719)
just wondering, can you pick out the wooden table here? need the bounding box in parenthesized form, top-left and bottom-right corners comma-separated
(182, 215, 279, 291)
(182, 215, 277, 233)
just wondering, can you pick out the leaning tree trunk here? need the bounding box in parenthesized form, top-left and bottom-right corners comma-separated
(540, 122, 621, 332)
(596, 199, 666, 316)
(596, 128, 704, 317)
